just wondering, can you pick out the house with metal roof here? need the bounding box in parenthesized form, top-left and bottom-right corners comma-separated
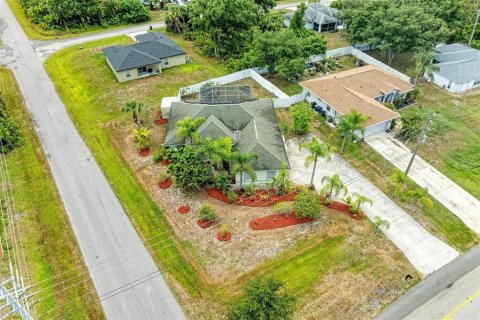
(103, 32, 186, 82)
(428, 43, 480, 93)
(164, 99, 290, 186)
(283, 4, 342, 33)
(300, 65, 414, 137)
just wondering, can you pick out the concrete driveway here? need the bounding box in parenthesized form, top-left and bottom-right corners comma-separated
(366, 133, 480, 234)
(286, 135, 459, 274)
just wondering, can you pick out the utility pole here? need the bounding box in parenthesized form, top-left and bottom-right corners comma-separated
(469, 1, 480, 46)
(405, 112, 435, 177)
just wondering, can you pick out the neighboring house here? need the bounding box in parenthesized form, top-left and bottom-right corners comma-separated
(300, 65, 414, 137)
(429, 43, 480, 93)
(283, 4, 342, 33)
(103, 32, 186, 82)
(164, 99, 290, 186)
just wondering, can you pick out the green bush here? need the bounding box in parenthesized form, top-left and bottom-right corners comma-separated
(226, 190, 238, 202)
(291, 102, 314, 135)
(167, 146, 211, 190)
(272, 202, 294, 215)
(213, 171, 231, 192)
(157, 172, 170, 183)
(152, 147, 166, 163)
(244, 184, 256, 196)
(198, 203, 217, 222)
(294, 188, 322, 219)
(0, 117, 22, 154)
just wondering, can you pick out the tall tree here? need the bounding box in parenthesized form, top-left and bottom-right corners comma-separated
(165, 5, 189, 33)
(254, 0, 277, 11)
(198, 137, 233, 174)
(338, 110, 369, 153)
(321, 173, 348, 199)
(299, 137, 337, 185)
(121, 99, 144, 124)
(176, 117, 206, 145)
(412, 50, 439, 85)
(290, 3, 308, 36)
(230, 151, 257, 188)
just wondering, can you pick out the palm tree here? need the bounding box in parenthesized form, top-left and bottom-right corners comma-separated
(176, 117, 205, 145)
(198, 137, 233, 174)
(389, 169, 410, 200)
(350, 192, 373, 214)
(321, 174, 348, 200)
(373, 216, 390, 235)
(230, 151, 257, 188)
(338, 110, 369, 153)
(409, 187, 433, 214)
(413, 50, 439, 85)
(269, 163, 291, 195)
(299, 137, 337, 186)
(121, 100, 144, 124)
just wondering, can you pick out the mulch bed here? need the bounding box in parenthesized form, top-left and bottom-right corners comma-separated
(154, 118, 168, 125)
(217, 232, 232, 241)
(177, 205, 190, 214)
(206, 188, 297, 207)
(198, 219, 213, 228)
(158, 178, 173, 189)
(161, 159, 170, 165)
(249, 213, 313, 230)
(138, 148, 150, 157)
(322, 198, 363, 221)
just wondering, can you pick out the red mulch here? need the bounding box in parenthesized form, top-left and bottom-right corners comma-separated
(154, 118, 168, 125)
(161, 159, 170, 165)
(249, 213, 313, 230)
(198, 219, 213, 228)
(322, 198, 363, 221)
(177, 205, 190, 214)
(158, 178, 173, 189)
(138, 148, 150, 157)
(206, 188, 297, 207)
(217, 232, 232, 241)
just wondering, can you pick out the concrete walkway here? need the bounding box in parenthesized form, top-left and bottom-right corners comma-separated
(366, 133, 480, 234)
(286, 135, 459, 274)
(0, 1, 185, 319)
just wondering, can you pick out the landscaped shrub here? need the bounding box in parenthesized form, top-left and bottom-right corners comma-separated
(226, 190, 238, 202)
(291, 102, 314, 135)
(227, 277, 296, 320)
(152, 147, 166, 163)
(213, 171, 231, 192)
(198, 203, 217, 222)
(157, 172, 170, 183)
(244, 184, 256, 196)
(220, 224, 229, 237)
(0, 117, 22, 154)
(167, 146, 211, 190)
(269, 163, 291, 196)
(294, 188, 322, 219)
(132, 127, 151, 150)
(272, 202, 294, 215)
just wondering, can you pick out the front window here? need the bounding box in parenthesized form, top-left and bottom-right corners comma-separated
(125, 70, 131, 78)
(137, 66, 147, 75)
(243, 172, 252, 181)
(267, 171, 276, 180)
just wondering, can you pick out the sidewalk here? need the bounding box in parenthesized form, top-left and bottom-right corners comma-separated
(286, 135, 459, 274)
(366, 133, 480, 234)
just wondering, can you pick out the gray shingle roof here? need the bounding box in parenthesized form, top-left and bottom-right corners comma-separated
(284, 4, 339, 25)
(433, 44, 480, 84)
(103, 32, 185, 72)
(164, 99, 290, 171)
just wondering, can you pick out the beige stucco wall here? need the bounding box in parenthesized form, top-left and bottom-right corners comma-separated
(161, 54, 187, 69)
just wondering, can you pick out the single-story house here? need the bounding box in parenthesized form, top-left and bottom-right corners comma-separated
(164, 99, 290, 186)
(428, 43, 480, 93)
(283, 4, 342, 33)
(300, 65, 414, 137)
(103, 32, 186, 82)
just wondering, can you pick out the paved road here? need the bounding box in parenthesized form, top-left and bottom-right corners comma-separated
(378, 245, 480, 320)
(0, 1, 185, 319)
(286, 135, 459, 275)
(367, 133, 480, 234)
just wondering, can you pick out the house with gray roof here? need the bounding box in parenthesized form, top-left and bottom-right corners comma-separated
(283, 4, 342, 33)
(164, 99, 290, 186)
(429, 43, 480, 93)
(103, 32, 187, 82)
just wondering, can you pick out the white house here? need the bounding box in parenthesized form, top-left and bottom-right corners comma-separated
(428, 43, 480, 93)
(283, 4, 343, 33)
(300, 65, 414, 137)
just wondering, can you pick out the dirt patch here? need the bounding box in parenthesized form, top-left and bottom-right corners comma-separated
(249, 213, 313, 230)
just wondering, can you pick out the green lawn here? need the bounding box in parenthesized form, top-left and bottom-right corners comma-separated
(0, 68, 103, 319)
(276, 108, 479, 252)
(6, 0, 166, 41)
(323, 31, 350, 50)
(45, 33, 420, 318)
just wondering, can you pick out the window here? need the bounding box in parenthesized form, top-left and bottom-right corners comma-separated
(164, 58, 169, 65)
(137, 66, 147, 75)
(267, 171, 276, 180)
(243, 172, 252, 181)
(125, 70, 131, 78)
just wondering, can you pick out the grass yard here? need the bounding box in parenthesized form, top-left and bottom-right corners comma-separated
(0, 68, 103, 319)
(366, 49, 415, 76)
(277, 108, 479, 252)
(6, 0, 166, 41)
(45, 32, 421, 318)
(323, 31, 350, 50)
(405, 84, 480, 200)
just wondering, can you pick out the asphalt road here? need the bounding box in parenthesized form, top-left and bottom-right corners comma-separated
(0, 1, 186, 319)
(377, 245, 480, 320)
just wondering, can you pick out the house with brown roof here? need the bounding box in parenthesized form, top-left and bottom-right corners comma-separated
(300, 65, 414, 137)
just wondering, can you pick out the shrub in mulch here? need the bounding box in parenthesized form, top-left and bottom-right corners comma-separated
(321, 198, 363, 221)
(177, 205, 190, 214)
(249, 213, 313, 230)
(217, 232, 231, 241)
(138, 148, 151, 157)
(197, 219, 213, 228)
(158, 178, 173, 189)
(206, 188, 297, 207)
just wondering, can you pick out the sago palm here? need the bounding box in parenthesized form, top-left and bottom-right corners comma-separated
(121, 99, 144, 124)
(176, 117, 205, 145)
(299, 137, 336, 186)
